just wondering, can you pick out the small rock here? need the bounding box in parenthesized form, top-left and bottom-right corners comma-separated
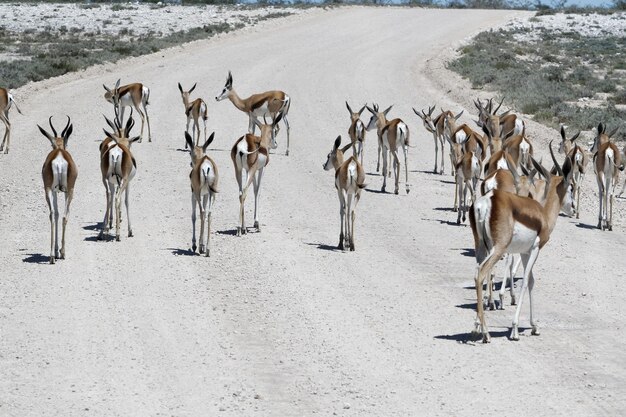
(343, 402, 351, 409)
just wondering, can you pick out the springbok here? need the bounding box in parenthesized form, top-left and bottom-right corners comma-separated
(231, 112, 282, 236)
(469, 143, 574, 342)
(455, 145, 482, 224)
(185, 131, 218, 256)
(216, 71, 291, 155)
(558, 126, 587, 219)
(414, 105, 449, 175)
(323, 135, 366, 251)
(593, 123, 623, 230)
(178, 82, 208, 148)
(0, 88, 23, 154)
(442, 109, 465, 175)
(475, 97, 524, 141)
(103, 79, 152, 142)
(346, 102, 366, 164)
(39, 116, 77, 264)
(449, 124, 484, 211)
(98, 113, 140, 241)
(502, 128, 534, 171)
(365, 104, 410, 194)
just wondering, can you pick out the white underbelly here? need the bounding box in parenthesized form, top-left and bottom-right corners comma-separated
(507, 222, 538, 254)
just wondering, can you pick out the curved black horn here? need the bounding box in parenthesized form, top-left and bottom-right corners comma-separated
(493, 97, 505, 115)
(61, 115, 71, 138)
(549, 141, 563, 177)
(48, 116, 57, 137)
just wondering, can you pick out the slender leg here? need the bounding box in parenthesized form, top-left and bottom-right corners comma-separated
(346, 192, 353, 250)
(235, 165, 243, 237)
(194, 119, 201, 147)
(608, 174, 614, 231)
(199, 194, 206, 254)
(376, 135, 382, 173)
(511, 244, 540, 340)
(143, 102, 152, 142)
(53, 192, 59, 259)
(337, 189, 345, 250)
(381, 147, 388, 192)
(456, 175, 463, 224)
(203, 118, 207, 146)
(99, 181, 111, 239)
(185, 118, 191, 149)
(125, 183, 133, 237)
(403, 146, 410, 194)
(115, 180, 127, 241)
(473, 248, 503, 343)
(393, 151, 400, 195)
(283, 114, 290, 156)
(135, 105, 146, 143)
(45, 189, 55, 264)
(0, 115, 10, 154)
(439, 136, 445, 175)
(597, 176, 603, 229)
(248, 115, 256, 134)
(205, 194, 213, 257)
(433, 132, 438, 174)
(191, 193, 197, 252)
(253, 167, 264, 230)
(528, 270, 539, 335)
(60, 189, 73, 260)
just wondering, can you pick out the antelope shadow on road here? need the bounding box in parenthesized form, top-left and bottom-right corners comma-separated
(434, 328, 514, 343)
(304, 242, 341, 252)
(22, 253, 50, 264)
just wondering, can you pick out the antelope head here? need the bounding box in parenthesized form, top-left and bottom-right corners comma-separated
(365, 103, 393, 131)
(38, 116, 73, 150)
(323, 135, 345, 171)
(346, 102, 366, 123)
(253, 112, 283, 150)
(215, 71, 233, 102)
(103, 78, 121, 110)
(178, 82, 197, 108)
(558, 125, 581, 155)
(185, 131, 215, 166)
(413, 105, 436, 133)
(590, 122, 619, 154)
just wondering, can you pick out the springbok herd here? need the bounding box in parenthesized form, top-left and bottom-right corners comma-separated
(0, 73, 625, 343)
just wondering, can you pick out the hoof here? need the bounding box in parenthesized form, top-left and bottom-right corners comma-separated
(116, 235, 121, 242)
(510, 326, 520, 341)
(453, 207, 458, 212)
(253, 220, 259, 230)
(49, 257, 55, 265)
(489, 301, 496, 311)
(199, 245, 205, 254)
(205, 250, 210, 257)
(609, 225, 613, 231)
(381, 186, 386, 193)
(128, 231, 133, 238)
(236, 227, 241, 237)
(394, 189, 399, 195)
(285, 150, 289, 156)
(499, 295, 505, 310)
(338, 242, 344, 251)
(97, 232, 105, 241)
(531, 326, 540, 336)
(192, 244, 197, 253)
(482, 333, 491, 343)
(511, 297, 517, 306)
(456, 218, 461, 225)
(406, 188, 410, 194)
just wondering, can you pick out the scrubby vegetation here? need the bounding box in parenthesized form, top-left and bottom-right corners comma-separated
(449, 15, 626, 140)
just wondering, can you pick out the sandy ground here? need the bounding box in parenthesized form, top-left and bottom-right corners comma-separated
(1, 6, 625, 417)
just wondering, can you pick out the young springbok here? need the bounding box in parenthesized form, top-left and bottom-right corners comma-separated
(593, 123, 623, 230)
(0, 87, 23, 154)
(185, 131, 218, 256)
(455, 144, 482, 224)
(414, 105, 449, 175)
(39, 116, 77, 264)
(365, 104, 410, 194)
(216, 71, 291, 155)
(231, 112, 282, 236)
(98, 113, 140, 241)
(104, 79, 152, 142)
(323, 135, 366, 251)
(469, 143, 574, 342)
(346, 102, 366, 164)
(558, 126, 587, 219)
(178, 82, 208, 148)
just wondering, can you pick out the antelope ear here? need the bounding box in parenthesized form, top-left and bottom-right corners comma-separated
(429, 104, 436, 115)
(104, 115, 117, 131)
(103, 129, 115, 141)
(383, 105, 393, 116)
(560, 125, 566, 141)
(413, 107, 423, 119)
(345, 101, 353, 114)
(373, 103, 379, 112)
(226, 71, 233, 87)
(129, 136, 141, 144)
(189, 83, 197, 93)
(481, 124, 490, 138)
(571, 131, 581, 141)
(598, 123, 605, 134)
(562, 153, 573, 182)
(273, 111, 284, 126)
(103, 84, 111, 93)
(185, 132, 194, 149)
(366, 105, 375, 114)
(178, 83, 183, 93)
(608, 126, 619, 138)
(38, 125, 54, 142)
(454, 110, 464, 120)
(358, 105, 366, 116)
(203, 132, 215, 151)
(333, 135, 341, 150)
(531, 156, 549, 180)
(475, 119, 483, 128)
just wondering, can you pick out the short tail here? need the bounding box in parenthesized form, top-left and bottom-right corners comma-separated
(144, 86, 150, 106)
(9, 95, 22, 115)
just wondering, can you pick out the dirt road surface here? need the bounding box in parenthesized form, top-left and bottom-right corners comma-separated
(1, 7, 625, 416)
